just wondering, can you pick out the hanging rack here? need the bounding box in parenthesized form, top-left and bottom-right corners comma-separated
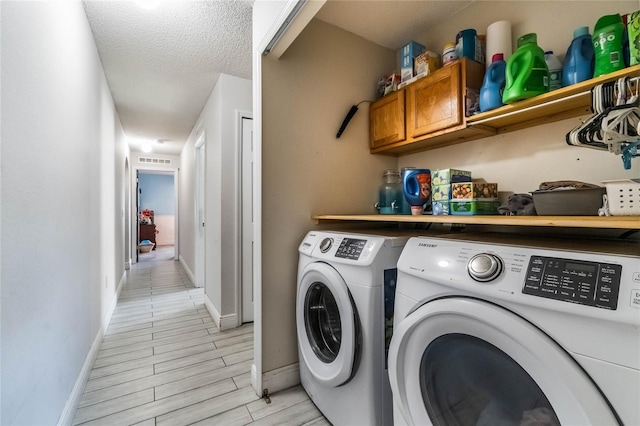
(566, 76, 640, 170)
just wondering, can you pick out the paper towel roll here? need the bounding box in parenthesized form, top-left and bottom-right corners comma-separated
(486, 20, 512, 68)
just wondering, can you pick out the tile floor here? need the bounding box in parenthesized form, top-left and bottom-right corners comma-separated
(73, 246, 328, 426)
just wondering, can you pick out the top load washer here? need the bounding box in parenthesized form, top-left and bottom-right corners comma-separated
(297, 229, 422, 426)
(389, 233, 640, 426)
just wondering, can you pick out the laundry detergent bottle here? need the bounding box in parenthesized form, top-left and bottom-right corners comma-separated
(479, 53, 506, 112)
(593, 14, 625, 77)
(563, 26, 595, 86)
(545, 51, 563, 91)
(402, 168, 431, 215)
(502, 33, 549, 104)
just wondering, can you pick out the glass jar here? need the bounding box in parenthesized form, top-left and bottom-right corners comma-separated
(378, 169, 402, 214)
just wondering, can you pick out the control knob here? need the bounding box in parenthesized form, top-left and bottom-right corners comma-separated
(319, 238, 333, 253)
(467, 253, 503, 282)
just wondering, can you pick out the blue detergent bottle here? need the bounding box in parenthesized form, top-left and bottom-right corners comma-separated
(479, 53, 506, 112)
(562, 26, 594, 86)
(402, 169, 431, 215)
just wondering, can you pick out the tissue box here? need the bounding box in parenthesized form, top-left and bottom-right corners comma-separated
(432, 184, 451, 201)
(432, 201, 450, 215)
(399, 41, 426, 82)
(450, 199, 499, 215)
(431, 169, 472, 186)
(451, 182, 498, 199)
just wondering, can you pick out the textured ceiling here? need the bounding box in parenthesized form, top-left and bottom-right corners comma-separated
(83, 0, 474, 156)
(83, 0, 253, 155)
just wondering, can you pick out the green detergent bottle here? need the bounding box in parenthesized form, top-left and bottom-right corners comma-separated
(593, 14, 625, 77)
(502, 33, 549, 104)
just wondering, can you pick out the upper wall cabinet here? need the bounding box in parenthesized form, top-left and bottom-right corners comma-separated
(370, 58, 494, 156)
(370, 89, 405, 149)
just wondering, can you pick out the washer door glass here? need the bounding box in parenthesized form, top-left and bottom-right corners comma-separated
(296, 262, 358, 387)
(420, 333, 558, 426)
(305, 281, 342, 363)
(388, 297, 618, 426)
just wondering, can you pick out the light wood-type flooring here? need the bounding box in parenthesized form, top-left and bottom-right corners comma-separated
(72, 246, 328, 426)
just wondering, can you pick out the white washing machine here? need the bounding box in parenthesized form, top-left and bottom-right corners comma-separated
(297, 230, 416, 426)
(389, 233, 640, 426)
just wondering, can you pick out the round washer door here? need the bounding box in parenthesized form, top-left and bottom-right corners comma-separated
(389, 297, 618, 426)
(297, 262, 358, 387)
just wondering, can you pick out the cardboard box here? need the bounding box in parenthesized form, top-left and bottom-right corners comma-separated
(450, 199, 499, 215)
(414, 51, 441, 77)
(398, 41, 426, 82)
(451, 182, 498, 199)
(432, 201, 450, 215)
(431, 169, 472, 186)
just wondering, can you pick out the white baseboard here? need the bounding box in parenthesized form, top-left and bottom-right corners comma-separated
(203, 293, 238, 331)
(125, 259, 131, 270)
(251, 363, 260, 396)
(57, 271, 125, 425)
(203, 293, 221, 328)
(262, 363, 300, 395)
(220, 313, 238, 330)
(179, 254, 197, 287)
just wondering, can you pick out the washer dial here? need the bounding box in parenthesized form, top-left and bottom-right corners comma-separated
(468, 253, 503, 282)
(319, 237, 333, 253)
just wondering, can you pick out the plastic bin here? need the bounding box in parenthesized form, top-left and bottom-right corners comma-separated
(531, 187, 606, 215)
(602, 179, 640, 216)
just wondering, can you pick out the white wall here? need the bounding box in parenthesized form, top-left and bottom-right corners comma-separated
(179, 74, 252, 323)
(1, 2, 126, 424)
(400, 1, 640, 190)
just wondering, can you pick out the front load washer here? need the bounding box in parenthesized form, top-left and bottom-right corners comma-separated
(297, 230, 416, 426)
(389, 233, 640, 426)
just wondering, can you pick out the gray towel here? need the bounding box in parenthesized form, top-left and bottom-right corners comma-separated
(498, 194, 537, 216)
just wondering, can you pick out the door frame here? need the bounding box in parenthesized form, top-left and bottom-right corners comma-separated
(131, 161, 180, 264)
(236, 110, 254, 325)
(194, 129, 206, 288)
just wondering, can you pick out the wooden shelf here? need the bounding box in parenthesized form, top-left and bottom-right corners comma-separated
(312, 214, 640, 230)
(466, 65, 640, 133)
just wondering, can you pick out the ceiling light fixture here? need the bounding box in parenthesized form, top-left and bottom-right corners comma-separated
(133, 0, 159, 10)
(141, 143, 153, 153)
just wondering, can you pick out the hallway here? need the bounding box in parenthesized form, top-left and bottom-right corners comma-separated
(72, 247, 327, 426)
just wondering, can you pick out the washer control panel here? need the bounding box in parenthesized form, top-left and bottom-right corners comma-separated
(335, 238, 367, 260)
(523, 256, 622, 310)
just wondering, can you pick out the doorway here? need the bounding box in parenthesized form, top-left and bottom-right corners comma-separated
(137, 171, 177, 258)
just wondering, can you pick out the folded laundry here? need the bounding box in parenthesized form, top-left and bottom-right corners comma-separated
(538, 180, 601, 191)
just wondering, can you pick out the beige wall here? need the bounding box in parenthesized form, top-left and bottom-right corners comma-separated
(259, 1, 640, 376)
(261, 19, 397, 371)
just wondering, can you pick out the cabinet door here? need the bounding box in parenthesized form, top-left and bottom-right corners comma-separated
(370, 89, 405, 149)
(407, 62, 462, 139)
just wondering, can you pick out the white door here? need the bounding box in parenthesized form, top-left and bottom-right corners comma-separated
(194, 133, 205, 288)
(296, 262, 359, 387)
(241, 117, 254, 322)
(388, 297, 617, 426)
